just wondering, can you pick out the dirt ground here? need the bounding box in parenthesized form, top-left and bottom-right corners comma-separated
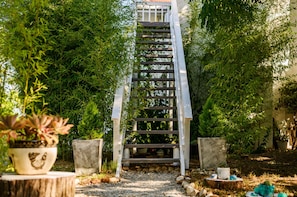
(190, 150, 297, 196)
(54, 149, 297, 196)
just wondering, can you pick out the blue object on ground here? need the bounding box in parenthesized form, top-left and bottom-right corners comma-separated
(254, 183, 275, 197)
(230, 175, 237, 180)
(278, 193, 287, 197)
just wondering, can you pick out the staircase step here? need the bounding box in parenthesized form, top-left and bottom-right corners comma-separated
(139, 22, 170, 28)
(141, 61, 173, 65)
(140, 54, 173, 58)
(143, 106, 176, 110)
(122, 158, 179, 164)
(132, 78, 175, 82)
(138, 34, 171, 39)
(138, 69, 174, 73)
(137, 41, 172, 45)
(143, 96, 176, 99)
(139, 29, 170, 33)
(124, 143, 178, 149)
(127, 130, 179, 135)
(137, 87, 176, 91)
(139, 69, 174, 73)
(144, 47, 172, 51)
(134, 117, 178, 121)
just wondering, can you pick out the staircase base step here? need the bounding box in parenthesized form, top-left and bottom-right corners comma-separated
(125, 144, 179, 149)
(127, 130, 178, 135)
(134, 117, 178, 121)
(122, 158, 180, 164)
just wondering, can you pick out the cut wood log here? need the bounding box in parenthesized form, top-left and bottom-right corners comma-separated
(0, 171, 75, 197)
(204, 178, 243, 190)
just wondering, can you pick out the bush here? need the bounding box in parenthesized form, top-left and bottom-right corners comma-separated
(77, 100, 104, 139)
(279, 80, 297, 114)
(198, 97, 226, 137)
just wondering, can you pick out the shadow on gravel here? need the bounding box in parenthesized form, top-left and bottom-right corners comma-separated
(75, 172, 187, 197)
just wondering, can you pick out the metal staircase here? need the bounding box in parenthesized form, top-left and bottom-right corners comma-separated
(112, 0, 192, 177)
(122, 21, 179, 165)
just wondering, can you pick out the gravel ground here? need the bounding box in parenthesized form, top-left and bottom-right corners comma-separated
(75, 171, 187, 197)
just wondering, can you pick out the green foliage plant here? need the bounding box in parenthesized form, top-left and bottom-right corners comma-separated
(0, 137, 11, 172)
(185, 0, 215, 143)
(38, 0, 133, 155)
(101, 159, 117, 174)
(187, 0, 294, 154)
(0, 0, 52, 114)
(77, 100, 104, 140)
(0, 0, 133, 158)
(198, 97, 226, 137)
(279, 80, 297, 114)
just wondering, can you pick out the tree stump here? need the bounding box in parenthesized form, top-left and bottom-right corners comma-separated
(204, 178, 243, 190)
(0, 171, 75, 197)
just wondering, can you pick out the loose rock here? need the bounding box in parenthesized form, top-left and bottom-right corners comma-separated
(182, 180, 190, 188)
(176, 175, 184, 184)
(186, 185, 198, 196)
(199, 189, 207, 197)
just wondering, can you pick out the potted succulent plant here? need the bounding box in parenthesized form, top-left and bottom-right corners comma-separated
(0, 114, 73, 175)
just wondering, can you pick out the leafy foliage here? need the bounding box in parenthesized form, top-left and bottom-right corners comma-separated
(40, 0, 133, 155)
(279, 80, 297, 114)
(198, 97, 226, 137)
(0, 0, 133, 160)
(187, 0, 293, 153)
(0, 0, 52, 114)
(199, 0, 259, 32)
(77, 100, 104, 140)
(185, 1, 215, 142)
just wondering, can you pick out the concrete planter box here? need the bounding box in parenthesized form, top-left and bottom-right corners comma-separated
(197, 137, 227, 169)
(72, 139, 103, 176)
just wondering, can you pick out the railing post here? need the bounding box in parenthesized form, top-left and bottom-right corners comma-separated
(184, 118, 191, 168)
(112, 86, 124, 162)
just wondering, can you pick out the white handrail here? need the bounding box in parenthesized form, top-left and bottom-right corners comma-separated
(171, 0, 192, 120)
(113, 74, 133, 178)
(170, 0, 193, 172)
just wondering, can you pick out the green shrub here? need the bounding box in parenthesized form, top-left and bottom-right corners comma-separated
(77, 100, 104, 139)
(198, 97, 226, 137)
(279, 80, 297, 114)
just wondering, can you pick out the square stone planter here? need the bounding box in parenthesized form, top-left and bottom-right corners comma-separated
(197, 137, 227, 169)
(72, 139, 103, 176)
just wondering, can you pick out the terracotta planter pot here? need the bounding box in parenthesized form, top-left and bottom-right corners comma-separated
(8, 141, 57, 175)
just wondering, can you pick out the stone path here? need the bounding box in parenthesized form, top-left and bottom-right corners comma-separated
(75, 171, 187, 197)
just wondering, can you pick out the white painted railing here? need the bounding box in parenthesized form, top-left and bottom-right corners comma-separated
(170, 0, 193, 173)
(112, 74, 133, 178)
